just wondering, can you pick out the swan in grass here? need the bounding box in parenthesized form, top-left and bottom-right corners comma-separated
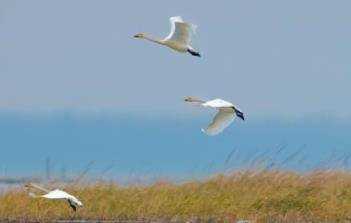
(185, 96, 245, 135)
(134, 16, 201, 57)
(24, 183, 83, 212)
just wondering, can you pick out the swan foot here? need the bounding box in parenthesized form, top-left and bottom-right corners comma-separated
(187, 49, 201, 57)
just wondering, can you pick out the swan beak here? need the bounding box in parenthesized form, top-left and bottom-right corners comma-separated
(133, 34, 138, 38)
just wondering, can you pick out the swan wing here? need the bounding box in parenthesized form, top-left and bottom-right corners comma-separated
(202, 109, 235, 135)
(164, 16, 195, 45)
(42, 189, 70, 199)
(203, 98, 234, 109)
(41, 189, 83, 206)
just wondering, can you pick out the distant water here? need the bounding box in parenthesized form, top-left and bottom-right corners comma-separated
(0, 114, 350, 182)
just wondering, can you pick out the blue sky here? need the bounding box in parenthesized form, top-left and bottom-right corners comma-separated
(1, 1, 351, 179)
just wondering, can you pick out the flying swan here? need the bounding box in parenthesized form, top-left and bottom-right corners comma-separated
(185, 96, 245, 135)
(134, 16, 200, 57)
(25, 183, 83, 212)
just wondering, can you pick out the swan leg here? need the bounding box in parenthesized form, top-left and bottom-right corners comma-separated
(68, 200, 77, 212)
(187, 49, 201, 57)
(235, 110, 245, 120)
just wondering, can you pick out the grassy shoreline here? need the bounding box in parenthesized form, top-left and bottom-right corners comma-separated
(1, 170, 351, 222)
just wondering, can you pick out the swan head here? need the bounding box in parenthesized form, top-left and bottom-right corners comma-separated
(134, 33, 146, 39)
(185, 96, 205, 104)
(184, 96, 194, 102)
(24, 183, 35, 189)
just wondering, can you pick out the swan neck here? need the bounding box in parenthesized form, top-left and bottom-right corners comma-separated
(144, 35, 164, 45)
(191, 98, 206, 104)
(29, 183, 50, 193)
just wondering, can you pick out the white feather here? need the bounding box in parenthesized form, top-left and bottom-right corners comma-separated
(164, 16, 195, 44)
(41, 189, 83, 206)
(203, 98, 235, 108)
(202, 109, 235, 135)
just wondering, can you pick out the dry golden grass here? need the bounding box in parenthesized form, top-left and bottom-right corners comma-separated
(2, 170, 351, 222)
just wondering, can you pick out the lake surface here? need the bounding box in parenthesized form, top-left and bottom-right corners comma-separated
(0, 114, 350, 180)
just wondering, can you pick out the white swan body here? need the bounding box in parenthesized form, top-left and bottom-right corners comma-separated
(134, 16, 200, 57)
(185, 97, 245, 135)
(25, 183, 83, 212)
(41, 189, 83, 206)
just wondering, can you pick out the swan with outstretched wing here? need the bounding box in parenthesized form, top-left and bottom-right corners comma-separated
(185, 97, 245, 135)
(25, 183, 83, 212)
(134, 16, 200, 57)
